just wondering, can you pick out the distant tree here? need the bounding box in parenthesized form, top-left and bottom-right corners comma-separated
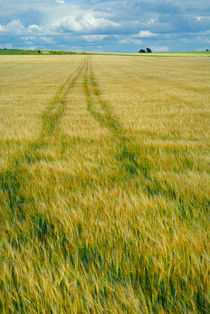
(37, 50, 41, 54)
(139, 49, 146, 53)
(206, 49, 209, 51)
(146, 48, 152, 53)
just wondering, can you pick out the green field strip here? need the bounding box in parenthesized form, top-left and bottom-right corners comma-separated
(1, 49, 210, 58)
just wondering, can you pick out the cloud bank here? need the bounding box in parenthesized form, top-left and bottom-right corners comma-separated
(0, 0, 209, 52)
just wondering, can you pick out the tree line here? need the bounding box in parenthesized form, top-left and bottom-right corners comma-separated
(139, 48, 152, 53)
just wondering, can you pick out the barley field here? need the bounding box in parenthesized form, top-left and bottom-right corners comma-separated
(0, 54, 209, 313)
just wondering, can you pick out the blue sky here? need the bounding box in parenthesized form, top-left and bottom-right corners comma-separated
(0, 0, 209, 52)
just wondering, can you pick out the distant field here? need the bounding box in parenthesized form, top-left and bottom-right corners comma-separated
(0, 55, 209, 313)
(0, 48, 210, 57)
(140, 51, 210, 57)
(0, 49, 80, 55)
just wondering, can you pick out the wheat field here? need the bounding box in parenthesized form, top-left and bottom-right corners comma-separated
(0, 54, 209, 313)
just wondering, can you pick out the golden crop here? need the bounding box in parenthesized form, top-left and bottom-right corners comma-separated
(0, 54, 209, 313)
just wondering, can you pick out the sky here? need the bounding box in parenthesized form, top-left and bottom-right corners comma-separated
(0, 0, 210, 53)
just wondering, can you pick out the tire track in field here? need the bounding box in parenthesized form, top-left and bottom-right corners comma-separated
(82, 57, 176, 205)
(83, 58, 208, 213)
(41, 58, 86, 139)
(0, 58, 86, 217)
(83, 57, 149, 178)
(84, 58, 185, 202)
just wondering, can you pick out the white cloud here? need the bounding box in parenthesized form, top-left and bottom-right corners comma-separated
(131, 21, 140, 24)
(0, 0, 209, 52)
(151, 46, 169, 52)
(82, 34, 108, 42)
(118, 38, 142, 45)
(195, 16, 204, 22)
(147, 18, 156, 25)
(0, 21, 44, 36)
(22, 36, 35, 41)
(0, 5, 120, 42)
(0, 20, 25, 34)
(29, 24, 42, 32)
(40, 36, 54, 43)
(45, 8, 119, 33)
(137, 30, 157, 38)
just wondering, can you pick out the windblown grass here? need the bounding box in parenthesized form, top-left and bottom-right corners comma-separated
(0, 54, 209, 313)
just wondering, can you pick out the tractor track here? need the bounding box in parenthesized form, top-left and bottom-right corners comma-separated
(1, 55, 199, 223)
(83, 57, 145, 178)
(42, 58, 86, 138)
(83, 57, 208, 213)
(0, 58, 86, 217)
